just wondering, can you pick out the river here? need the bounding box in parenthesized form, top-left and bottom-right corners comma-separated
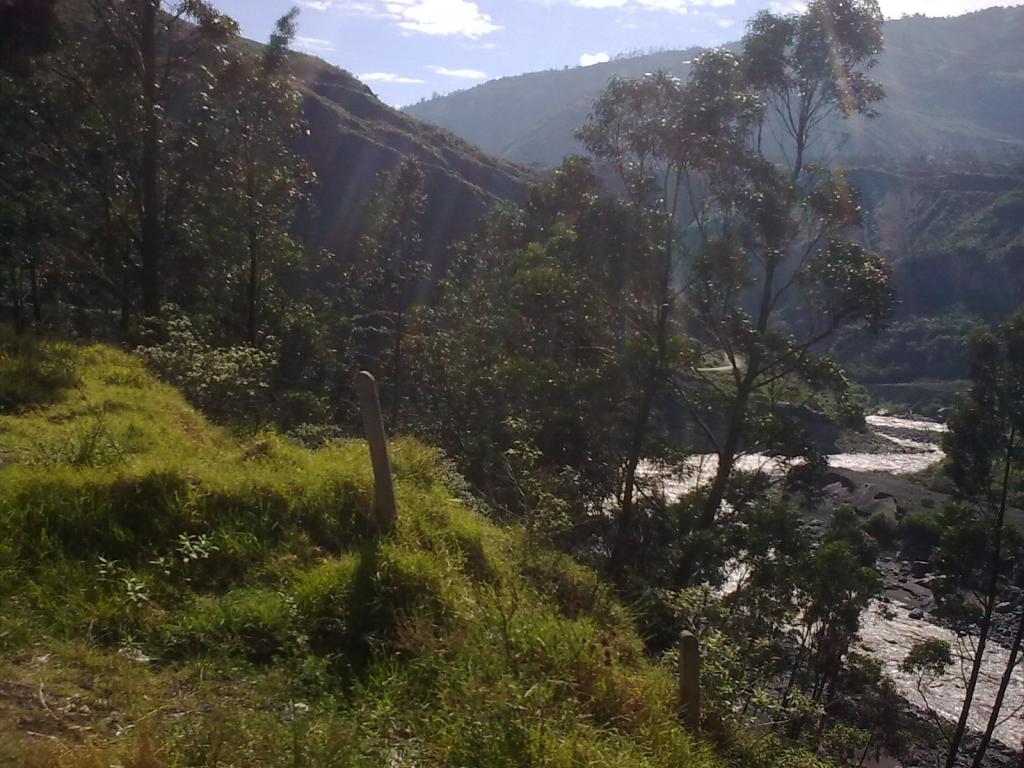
(652, 414, 1023, 751)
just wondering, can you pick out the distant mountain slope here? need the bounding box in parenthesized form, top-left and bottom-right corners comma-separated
(852, 163, 1024, 320)
(287, 54, 532, 265)
(406, 47, 704, 168)
(405, 7, 1024, 167)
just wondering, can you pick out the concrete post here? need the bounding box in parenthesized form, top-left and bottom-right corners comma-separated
(678, 630, 700, 734)
(355, 370, 398, 530)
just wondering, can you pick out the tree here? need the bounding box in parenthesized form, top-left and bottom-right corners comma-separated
(0, 0, 59, 73)
(743, 0, 884, 178)
(203, 7, 309, 345)
(576, 63, 757, 576)
(35, 0, 238, 323)
(686, 0, 893, 562)
(349, 157, 428, 428)
(939, 309, 1024, 768)
(578, 0, 895, 581)
(410, 158, 643, 537)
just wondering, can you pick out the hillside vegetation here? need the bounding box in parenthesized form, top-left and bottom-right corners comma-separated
(287, 52, 531, 267)
(405, 7, 1024, 167)
(0, 332, 811, 767)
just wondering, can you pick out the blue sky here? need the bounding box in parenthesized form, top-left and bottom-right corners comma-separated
(212, 0, 1023, 107)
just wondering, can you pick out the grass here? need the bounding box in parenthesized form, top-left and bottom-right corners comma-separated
(0, 331, 821, 768)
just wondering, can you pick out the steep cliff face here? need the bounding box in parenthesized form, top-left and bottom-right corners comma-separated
(289, 55, 531, 268)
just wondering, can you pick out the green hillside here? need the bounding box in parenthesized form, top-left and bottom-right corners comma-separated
(287, 52, 532, 267)
(405, 7, 1024, 167)
(0, 332, 812, 767)
(828, 164, 1024, 384)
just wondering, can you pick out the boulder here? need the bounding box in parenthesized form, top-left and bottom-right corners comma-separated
(864, 496, 900, 522)
(911, 560, 932, 578)
(850, 483, 895, 515)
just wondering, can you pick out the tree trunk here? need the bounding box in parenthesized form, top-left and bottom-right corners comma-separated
(970, 602, 1024, 768)
(698, 389, 749, 528)
(10, 263, 24, 334)
(693, 247, 777, 541)
(246, 169, 258, 346)
(29, 260, 40, 325)
(610, 259, 675, 577)
(609, 356, 659, 576)
(139, 0, 162, 320)
(390, 304, 403, 429)
(945, 428, 1015, 768)
(858, 733, 875, 768)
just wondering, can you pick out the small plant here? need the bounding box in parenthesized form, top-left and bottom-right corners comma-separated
(33, 411, 129, 467)
(177, 533, 218, 565)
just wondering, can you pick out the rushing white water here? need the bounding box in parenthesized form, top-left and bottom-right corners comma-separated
(859, 601, 1024, 747)
(645, 413, 947, 498)
(655, 415, 1023, 752)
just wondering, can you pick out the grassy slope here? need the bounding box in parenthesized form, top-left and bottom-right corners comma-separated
(0, 333, 816, 768)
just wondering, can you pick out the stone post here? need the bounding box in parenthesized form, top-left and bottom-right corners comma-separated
(678, 630, 700, 734)
(355, 370, 398, 530)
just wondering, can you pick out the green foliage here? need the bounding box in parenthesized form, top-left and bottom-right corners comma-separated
(0, 336, 826, 768)
(406, 8, 1024, 168)
(409, 160, 649, 542)
(898, 510, 943, 560)
(900, 638, 953, 678)
(138, 311, 276, 421)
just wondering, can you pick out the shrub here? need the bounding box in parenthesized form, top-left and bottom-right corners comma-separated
(138, 312, 275, 422)
(900, 511, 943, 560)
(865, 510, 899, 546)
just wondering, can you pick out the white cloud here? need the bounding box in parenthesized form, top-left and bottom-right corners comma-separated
(579, 51, 611, 66)
(359, 72, 427, 83)
(316, 0, 499, 37)
(571, 0, 686, 11)
(430, 65, 489, 78)
(389, 0, 499, 36)
(294, 35, 335, 52)
(563, 0, 740, 12)
(715, 17, 736, 26)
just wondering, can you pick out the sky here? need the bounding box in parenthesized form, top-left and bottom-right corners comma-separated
(211, 0, 1023, 107)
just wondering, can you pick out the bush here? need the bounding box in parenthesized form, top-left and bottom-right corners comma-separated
(138, 311, 275, 422)
(900, 511, 943, 560)
(865, 510, 899, 546)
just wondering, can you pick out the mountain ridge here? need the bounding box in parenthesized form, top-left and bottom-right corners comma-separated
(404, 6, 1024, 168)
(285, 51, 532, 265)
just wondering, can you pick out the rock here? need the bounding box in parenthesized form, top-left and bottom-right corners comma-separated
(865, 496, 900, 522)
(909, 609, 924, 619)
(822, 472, 855, 492)
(823, 481, 852, 500)
(850, 483, 895, 515)
(911, 560, 932, 578)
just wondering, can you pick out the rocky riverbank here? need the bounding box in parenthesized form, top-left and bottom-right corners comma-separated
(818, 462, 1024, 764)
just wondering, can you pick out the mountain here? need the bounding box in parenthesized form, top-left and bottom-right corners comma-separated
(405, 6, 1024, 168)
(287, 54, 531, 265)
(830, 161, 1024, 386)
